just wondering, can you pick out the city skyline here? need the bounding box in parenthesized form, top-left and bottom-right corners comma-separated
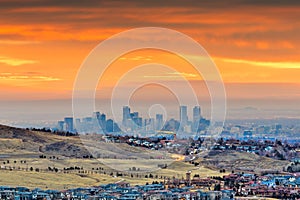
(57, 105, 205, 134)
(0, 1, 300, 198)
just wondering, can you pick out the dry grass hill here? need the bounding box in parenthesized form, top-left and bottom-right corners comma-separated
(0, 124, 290, 189)
(0, 124, 228, 189)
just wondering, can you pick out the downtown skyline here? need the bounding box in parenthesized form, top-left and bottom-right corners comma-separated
(57, 105, 205, 134)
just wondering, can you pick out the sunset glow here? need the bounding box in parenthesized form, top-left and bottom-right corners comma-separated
(0, 0, 299, 102)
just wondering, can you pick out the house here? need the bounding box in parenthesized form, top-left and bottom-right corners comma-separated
(14, 192, 33, 200)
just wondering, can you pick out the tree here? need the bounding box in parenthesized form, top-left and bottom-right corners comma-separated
(214, 183, 221, 191)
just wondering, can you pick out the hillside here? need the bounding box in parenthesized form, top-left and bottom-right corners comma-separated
(0, 124, 88, 157)
(202, 150, 289, 173)
(0, 124, 229, 189)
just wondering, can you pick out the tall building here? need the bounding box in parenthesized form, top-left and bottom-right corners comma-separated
(193, 106, 201, 123)
(144, 118, 155, 131)
(122, 106, 130, 126)
(131, 112, 139, 118)
(133, 117, 143, 127)
(193, 106, 201, 132)
(64, 117, 74, 132)
(99, 113, 106, 132)
(156, 114, 163, 130)
(93, 111, 101, 119)
(57, 121, 64, 131)
(179, 105, 188, 126)
(100, 113, 106, 122)
(106, 119, 114, 133)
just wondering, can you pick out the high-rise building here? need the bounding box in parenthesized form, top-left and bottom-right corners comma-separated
(193, 106, 201, 131)
(122, 106, 130, 126)
(133, 117, 143, 127)
(93, 111, 101, 119)
(156, 114, 163, 130)
(179, 105, 188, 127)
(131, 112, 139, 118)
(144, 118, 155, 131)
(75, 118, 81, 130)
(106, 119, 114, 132)
(100, 113, 106, 122)
(64, 117, 74, 132)
(193, 106, 201, 123)
(99, 113, 106, 132)
(57, 121, 64, 131)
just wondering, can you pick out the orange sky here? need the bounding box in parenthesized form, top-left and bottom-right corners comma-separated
(0, 0, 300, 101)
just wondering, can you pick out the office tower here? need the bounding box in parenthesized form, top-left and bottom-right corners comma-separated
(122, 106, 130, 126)
(74, 119, 81, 132)
(179, 105, 188, 126)
(113, 122, 121, 132)
(106, 119, 114, 133)
(133, 117, 142, 127)
(57, 121, 64, 131)
(93, 111, 101, 119)
(131, 112, 139, 118)
(192, 106, 201, 132)
(100, 113, 106, 122)
(130, 112, 141, 128)
(64, 117, 74, 132)
(193, 106, 201, 123)
(166, 118, 180, 131)
(156, 114, 163, 130)
(99, 113, 106, 131)
(145, 118, 155, 131)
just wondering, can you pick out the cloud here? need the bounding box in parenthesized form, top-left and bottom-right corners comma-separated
(0, 56, 38, 66)
(143, 72, 199, 79)
(0, 40, 40, 45)
(120, 56, 153, 61)
(217, 57, 300, 69)
(0, 72, 60, 81)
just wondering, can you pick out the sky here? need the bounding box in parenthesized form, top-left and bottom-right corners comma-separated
(0, 0, 300, 124)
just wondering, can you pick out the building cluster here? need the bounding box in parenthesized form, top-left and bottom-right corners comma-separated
(0, 181, 234, 200)
(212, 138, 300, 162)
(55, 105, 210, 135)
(1, 171, 300, 199)
(223, 172, 300, 198)
(220, 122, 300, 141)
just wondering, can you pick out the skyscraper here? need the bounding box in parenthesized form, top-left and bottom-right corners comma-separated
(99, 113, 106, 132)
(122, 106, 130, 126)
(64, 117, 74, 132)
(179, 105, 188, 126)
(93, 111, 101, 119)
(57, 121, 64, 131)
(156, 114, 163, 130)
(192, 106, 202, 132)
(145, 118, 155, 131)
(106, 119, 114, 133)
(193, 106, 201, 123)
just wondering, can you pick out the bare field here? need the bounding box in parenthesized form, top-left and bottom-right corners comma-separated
(0, 157, 225, 189)
(0, 170, 118, 190)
